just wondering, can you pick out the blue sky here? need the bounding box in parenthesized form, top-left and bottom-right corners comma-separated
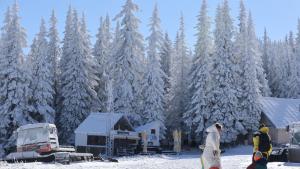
(0, 0, 300, 53)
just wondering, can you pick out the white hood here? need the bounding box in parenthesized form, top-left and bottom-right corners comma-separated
(206, 124, 219, 133)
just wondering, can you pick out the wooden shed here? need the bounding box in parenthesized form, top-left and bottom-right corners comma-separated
(135, 121, 161, 147)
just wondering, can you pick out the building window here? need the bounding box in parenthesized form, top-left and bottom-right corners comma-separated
(150, 129, 157, 142)
(87, 135, 106, 146)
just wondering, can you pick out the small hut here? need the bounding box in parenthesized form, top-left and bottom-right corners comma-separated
(135, 121, 161, 147)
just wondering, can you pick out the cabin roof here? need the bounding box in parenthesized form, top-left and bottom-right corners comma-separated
(135, 121, 161, 132)
(260, 97, 300, 129)
(74, 112, 130, 135)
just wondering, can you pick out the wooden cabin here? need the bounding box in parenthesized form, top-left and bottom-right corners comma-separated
(74, 113, 139, 156)
(260, 97, 300, 145)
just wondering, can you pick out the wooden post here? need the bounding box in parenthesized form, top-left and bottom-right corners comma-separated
(173, 130, 180, 153)
(178, 130, 182, 153)
(142, 131, 147, 153)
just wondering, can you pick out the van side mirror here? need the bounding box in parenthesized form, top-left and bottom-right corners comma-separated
(286, 125, 290, 132)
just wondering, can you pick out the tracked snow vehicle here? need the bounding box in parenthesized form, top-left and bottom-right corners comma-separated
(4, 123, 93, 164)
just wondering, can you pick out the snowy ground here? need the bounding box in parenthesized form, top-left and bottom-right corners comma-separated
(1, 146, 300, 169)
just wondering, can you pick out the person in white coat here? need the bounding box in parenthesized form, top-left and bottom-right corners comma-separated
(201, 123, 223, 169)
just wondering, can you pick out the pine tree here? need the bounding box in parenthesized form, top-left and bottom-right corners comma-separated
(262, 29, 276, 95)
(30, 19, 55, 123)
(269, 40, 287, 97)
(289, 31, 295, 52)
(285, 33, 299, 98)
(0, 3, 33, 145)
(295, 19, 300, 97)
(160, 33, 173, 115)
(113, 0, 144, 123)
(59, 10, 99, 143)
(168, 14, 191, 130)
(93, 15, 112, 112)
(232, 2, 263, 135)
(184, 0, 212, 136)
(57, 6, 73, 132)
(106, 21, 123, 113)
(279, 39, 290, 98)
(233, 0, 246, 108)
(142, 4, 165, 138)
(109, 21, 121, 76)
(238, 10, 262, 133)
(247, 14, 270, 97)
(59, 6, 73, 77)
(207, 1, 239, 142)
(48, 10, 61, 115)
(27, 38, 38, 70)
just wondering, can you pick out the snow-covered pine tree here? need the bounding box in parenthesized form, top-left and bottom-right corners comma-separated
(296, 19, 300, 65)
(295, 20, 300, 97)
(238, 10, 263, 133)
(266, 39, 286, 98)
(27, 38, 38, 70)
(113, 0, 144, 124)
(159, 33, 173, 115)
(184, 0, 212, 137)
(0, 3, 34, 145)
(30, 19, 55, 123)
(276, 46, 285, 97)
(284, 33, 299, 98)
(269, 40, 287, 97)
(93, 16, 105, 110)
(48, 10, 61, 115)
(59, 10, 99, 144)
(101, 15, 114, 113)
(234, 1, 248, 135)
(232, 1, 262, 135)
(93, 15, 113, 112)
(104, 21, 122, 114)
(57, 6, 73, 132)
(80, 13, 100, 109)
(59, 6, 76, 79)
(206, 1, 239, 142)
(0, 7, 13, 145)
(276, 37, 289, 98)
(142, 4, 165, 138)
(233, 0, 246, 102)
(168, 14, 191, 130)
(262, 29, 277, 95)
(289, 31, 295, 52)
(108, 22, 120, 72)
(246, 14, 271, 97)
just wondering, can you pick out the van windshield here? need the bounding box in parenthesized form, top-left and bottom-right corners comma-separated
(17, 127, 49, 146)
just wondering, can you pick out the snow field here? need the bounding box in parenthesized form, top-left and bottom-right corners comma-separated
(1, 146, 300, 169)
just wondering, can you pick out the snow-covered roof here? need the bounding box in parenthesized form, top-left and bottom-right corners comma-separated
(260, 97, 300, 129)
(135, 121, 161, 132)
(17, 123, 56, 131)
(75, 112, 125, 135)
